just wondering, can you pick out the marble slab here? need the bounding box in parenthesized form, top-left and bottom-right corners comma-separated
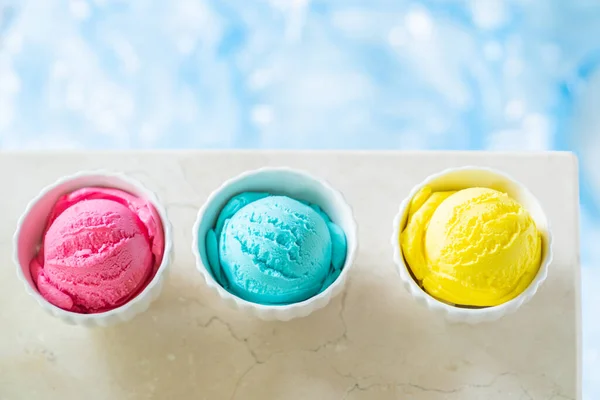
(0, 151, 580, 400)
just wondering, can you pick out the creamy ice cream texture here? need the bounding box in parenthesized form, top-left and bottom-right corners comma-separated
(401, 186, 542, 307)
(205, 192, 347, 305)
(30, 187, 165, 313)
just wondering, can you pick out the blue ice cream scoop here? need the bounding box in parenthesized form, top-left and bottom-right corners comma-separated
(205, 192, 347, 305)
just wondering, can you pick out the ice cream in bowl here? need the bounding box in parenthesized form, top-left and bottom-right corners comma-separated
(392, 166, 552, 323)
(13, 171, 173, 327)
(193, 167, 358, 321)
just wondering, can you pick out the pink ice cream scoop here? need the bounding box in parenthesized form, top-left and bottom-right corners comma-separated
(30, 187, 165, 314)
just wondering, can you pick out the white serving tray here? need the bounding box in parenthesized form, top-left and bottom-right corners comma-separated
(0, 151, 580, 400)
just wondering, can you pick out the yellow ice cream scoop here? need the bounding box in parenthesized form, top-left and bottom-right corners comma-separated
(400, 186, 542, 307)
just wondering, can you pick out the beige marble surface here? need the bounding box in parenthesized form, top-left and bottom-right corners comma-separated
(0, 152, 579, 400)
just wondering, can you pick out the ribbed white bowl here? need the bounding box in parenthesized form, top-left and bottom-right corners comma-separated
(192, 167, 358, 321)
(391, 166, 553, 324)
(13, 171, 173, 327)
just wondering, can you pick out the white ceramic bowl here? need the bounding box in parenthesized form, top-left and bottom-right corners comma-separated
(13, 171, 173, 327)
(192, 167, 358, 321)
(391, 166, 553, 324)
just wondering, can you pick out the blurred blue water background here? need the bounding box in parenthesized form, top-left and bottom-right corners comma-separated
(1, 0, 598, 397)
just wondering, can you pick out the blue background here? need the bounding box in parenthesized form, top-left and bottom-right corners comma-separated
(1, 0, 598, 397)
